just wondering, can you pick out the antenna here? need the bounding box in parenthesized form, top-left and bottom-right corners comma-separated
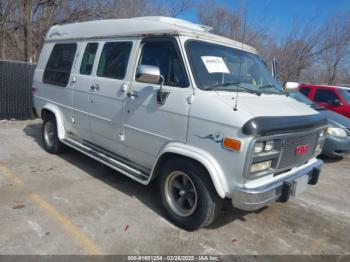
(234, 1, 247, 111)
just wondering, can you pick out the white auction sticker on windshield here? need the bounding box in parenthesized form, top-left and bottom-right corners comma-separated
(201, 56, 230, 73)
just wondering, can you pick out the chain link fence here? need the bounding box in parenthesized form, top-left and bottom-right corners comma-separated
(0, 60, 36, 120)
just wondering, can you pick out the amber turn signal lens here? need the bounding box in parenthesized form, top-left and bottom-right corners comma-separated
(223, 137, 241, 151)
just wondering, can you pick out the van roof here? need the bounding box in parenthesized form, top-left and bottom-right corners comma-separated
(45, 16, 257, 54)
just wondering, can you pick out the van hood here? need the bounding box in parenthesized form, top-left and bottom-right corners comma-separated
(216, 92, 318, 117)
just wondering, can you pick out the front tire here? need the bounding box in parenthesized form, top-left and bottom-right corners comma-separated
(158, 157, 222, 230)
(42, 115, 67, 154)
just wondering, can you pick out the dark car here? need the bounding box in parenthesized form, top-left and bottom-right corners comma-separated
(290, 92, 350, 157)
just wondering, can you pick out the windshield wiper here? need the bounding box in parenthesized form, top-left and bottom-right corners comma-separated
(205, 82, 261, 96)
(259, 84, 286, 94)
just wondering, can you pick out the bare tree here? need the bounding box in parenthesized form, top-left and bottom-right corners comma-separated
(92, 0, 193, 19)
(164, 0, 194, 18)
(264, 17, 325, 82)
(318, 15, 350, 84)
(22, 0, 33, 62)
(198, 0, 267, 48)
(0, 0, 16, 59)
(0, 0, 194, 62)
(93, 0, 150, 19)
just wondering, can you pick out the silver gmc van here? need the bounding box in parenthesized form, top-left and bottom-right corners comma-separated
(33, 16, 327, 230)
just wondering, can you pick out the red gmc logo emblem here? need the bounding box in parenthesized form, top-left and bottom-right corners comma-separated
(295, 144, 310, 155)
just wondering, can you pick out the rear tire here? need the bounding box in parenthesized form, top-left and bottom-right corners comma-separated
(42, 115, 67, 154)
(158, 157, 222, 230)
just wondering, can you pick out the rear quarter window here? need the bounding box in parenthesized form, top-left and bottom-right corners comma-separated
(43, 43, 77, 87)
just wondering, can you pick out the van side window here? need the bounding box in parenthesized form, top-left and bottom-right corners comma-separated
(97, 42, 132, 79)
(314, 89, 339, 104)
(80, 43, 98, 75)
(137, 40, 188, 87)
(300, 87, 310, 97)
(43, 43, 77, 87)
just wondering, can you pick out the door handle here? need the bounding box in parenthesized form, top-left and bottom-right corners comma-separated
(90, 84, 100, 91)
(127, 92, 138, 99)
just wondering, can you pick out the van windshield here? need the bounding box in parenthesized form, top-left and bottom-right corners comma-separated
(186, 40, 283, 94)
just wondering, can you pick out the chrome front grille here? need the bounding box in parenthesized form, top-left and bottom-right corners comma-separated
(277, 132, 319, 170)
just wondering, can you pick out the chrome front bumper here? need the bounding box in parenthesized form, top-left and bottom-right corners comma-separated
(232, 159, 323, 211)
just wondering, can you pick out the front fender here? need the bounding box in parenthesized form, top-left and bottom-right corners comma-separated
(151, 142, 229, 198)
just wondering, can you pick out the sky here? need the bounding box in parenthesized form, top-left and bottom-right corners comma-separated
(178, 0, 350, 37)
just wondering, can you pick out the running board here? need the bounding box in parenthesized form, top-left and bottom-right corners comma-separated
(62, 138, 150, 184)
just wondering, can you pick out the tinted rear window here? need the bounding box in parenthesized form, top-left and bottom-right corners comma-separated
(43, 43, 77, 87)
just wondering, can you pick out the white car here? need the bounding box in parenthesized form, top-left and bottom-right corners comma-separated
(33, 16, 327, 230)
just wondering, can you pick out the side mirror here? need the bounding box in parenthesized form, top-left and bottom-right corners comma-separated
(135, 64, 170, 105)
(283, 82, 300, 93)
(136, 65, 161, 84)
(330, 99, 343, 106)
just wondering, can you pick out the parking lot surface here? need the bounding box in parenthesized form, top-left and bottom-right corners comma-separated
(0, 119, 349, 255)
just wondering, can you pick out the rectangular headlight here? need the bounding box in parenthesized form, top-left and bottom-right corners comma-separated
(253, 142, 264, 154)
(253, 140, 275, 154)
(250, 160, 272, 173)
(265, 140, 274, 151)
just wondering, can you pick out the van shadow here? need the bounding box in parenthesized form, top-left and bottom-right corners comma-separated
(23, 123, 252, 229)
(318, 155, 344, 164)
(208, 203, 266, 229)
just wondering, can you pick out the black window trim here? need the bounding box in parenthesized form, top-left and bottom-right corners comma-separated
(79, 42, 99, 76)
(96, 40, 133, 80)
(135, 36, 190, 88)
(43, 43, 77, 87)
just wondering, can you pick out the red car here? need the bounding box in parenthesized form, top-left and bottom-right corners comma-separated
(300, 84, 350, 119)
